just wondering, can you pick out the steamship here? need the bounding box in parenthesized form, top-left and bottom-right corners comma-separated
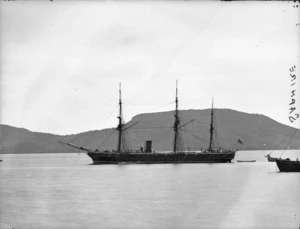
(66, 83, 236, 164)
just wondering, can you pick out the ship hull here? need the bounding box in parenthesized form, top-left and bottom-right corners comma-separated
(276, 159, 300, 172)
(265, 154, 277, 162)
(87, 151, 236, 164)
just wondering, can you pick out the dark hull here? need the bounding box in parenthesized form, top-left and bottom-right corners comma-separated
(87, 151, 236, 164)
(237, 160, 256, 163)
(265, 155, 277, 162)
(276, 159, 300, 172)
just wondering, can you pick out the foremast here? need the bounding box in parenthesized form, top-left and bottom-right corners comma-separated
(173, 80, 180, 153)
(117, 83, 124, 153)
(208, 98, 214, 152)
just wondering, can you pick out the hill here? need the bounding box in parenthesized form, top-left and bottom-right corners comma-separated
(0, 125, 74, 153)
(1, 109, 300, 153)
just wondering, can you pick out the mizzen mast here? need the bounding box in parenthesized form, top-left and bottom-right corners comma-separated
(173, 80, 180, 153)
(208, 98, 214, 152)
(117, 83, 123, 153)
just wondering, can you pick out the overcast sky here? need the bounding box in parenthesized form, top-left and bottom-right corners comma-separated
(0, 1, 299, 135)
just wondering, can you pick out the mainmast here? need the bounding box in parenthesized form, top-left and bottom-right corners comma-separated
(117, 83, 123, 153)
(173, 80, 180, 153)
(208, 98, 214, 152)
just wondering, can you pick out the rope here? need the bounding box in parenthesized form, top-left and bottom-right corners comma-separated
(96, 129, 116, 150)
(180, 129, 210, 144)
(183, 128, 209, 140)
(214, 110, 220, 148)
(152, 127, 173, 148)
(269, 128, 296, 156)
(192, 121, 195, 150)
(98, 105, 119, 130)
(130, 126, 169, 130)
(280, 129, 298, 158)
(104, 93, 118, 106)
(124, 101, 174, 111)
(152, 101, 175, 111)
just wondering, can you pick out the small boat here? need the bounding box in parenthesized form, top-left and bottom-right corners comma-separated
(276, 158, 300, 172)
(265, 153, 277, 162)
(274, 128, 300, 172)
(237, 160, 256, 163)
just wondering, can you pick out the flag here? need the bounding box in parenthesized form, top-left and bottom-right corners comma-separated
(238, 139, 243, 145)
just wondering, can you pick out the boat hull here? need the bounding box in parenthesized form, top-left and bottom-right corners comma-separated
(237, 160, 256, 163)
(87, 151, 236, 164)
(276, 159, 300, 172)
(265, 155, 277, 162)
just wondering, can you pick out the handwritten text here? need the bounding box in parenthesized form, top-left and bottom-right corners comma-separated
(289, 65, 299, 123)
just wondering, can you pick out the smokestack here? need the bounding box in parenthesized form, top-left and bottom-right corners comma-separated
(145, 140, 152, 153)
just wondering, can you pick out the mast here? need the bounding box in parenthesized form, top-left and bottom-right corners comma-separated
(173, 80, 179, 153)
(208, 98, 214, 152)
(117, 83, 123, 153)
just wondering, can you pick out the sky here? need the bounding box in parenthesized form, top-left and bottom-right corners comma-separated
(0, 1, 299, 135)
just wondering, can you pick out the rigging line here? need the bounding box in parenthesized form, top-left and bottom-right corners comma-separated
(152, 127, 173, 148)
(178, 119, 195, 129)
(185, 128, 209, 136)
(180, 129, 210, 144)
(213, 110, 221, 148)
(130, 126, 170, 130)
(123, 122, 139, 131)
(272, 126, 299, 154)
(182, 128, 210, 139)
(280, 128, 298, 158)
(64, 133, 87, 146)
(137, 121, 172, 128)
(186, 129, 210, 134)
(192, 120, 195, 151)
(195, 112, 211, 116)
(104, 93, 118, 106)
(123, 101, 175, 110)
(122, 102, 144, 106)
(98, 105, 119, 130)
(152, 101, 175, 111)
(192, 120, 210, 127)
(96, 129, 116, 150)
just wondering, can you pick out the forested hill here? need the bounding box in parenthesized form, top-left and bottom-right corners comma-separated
(1, 109, 300, 153)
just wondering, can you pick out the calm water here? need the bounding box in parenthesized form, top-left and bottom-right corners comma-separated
(0, 150, 299, 229)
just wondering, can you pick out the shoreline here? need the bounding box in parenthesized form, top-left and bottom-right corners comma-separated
(1, 149, 300, 155)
